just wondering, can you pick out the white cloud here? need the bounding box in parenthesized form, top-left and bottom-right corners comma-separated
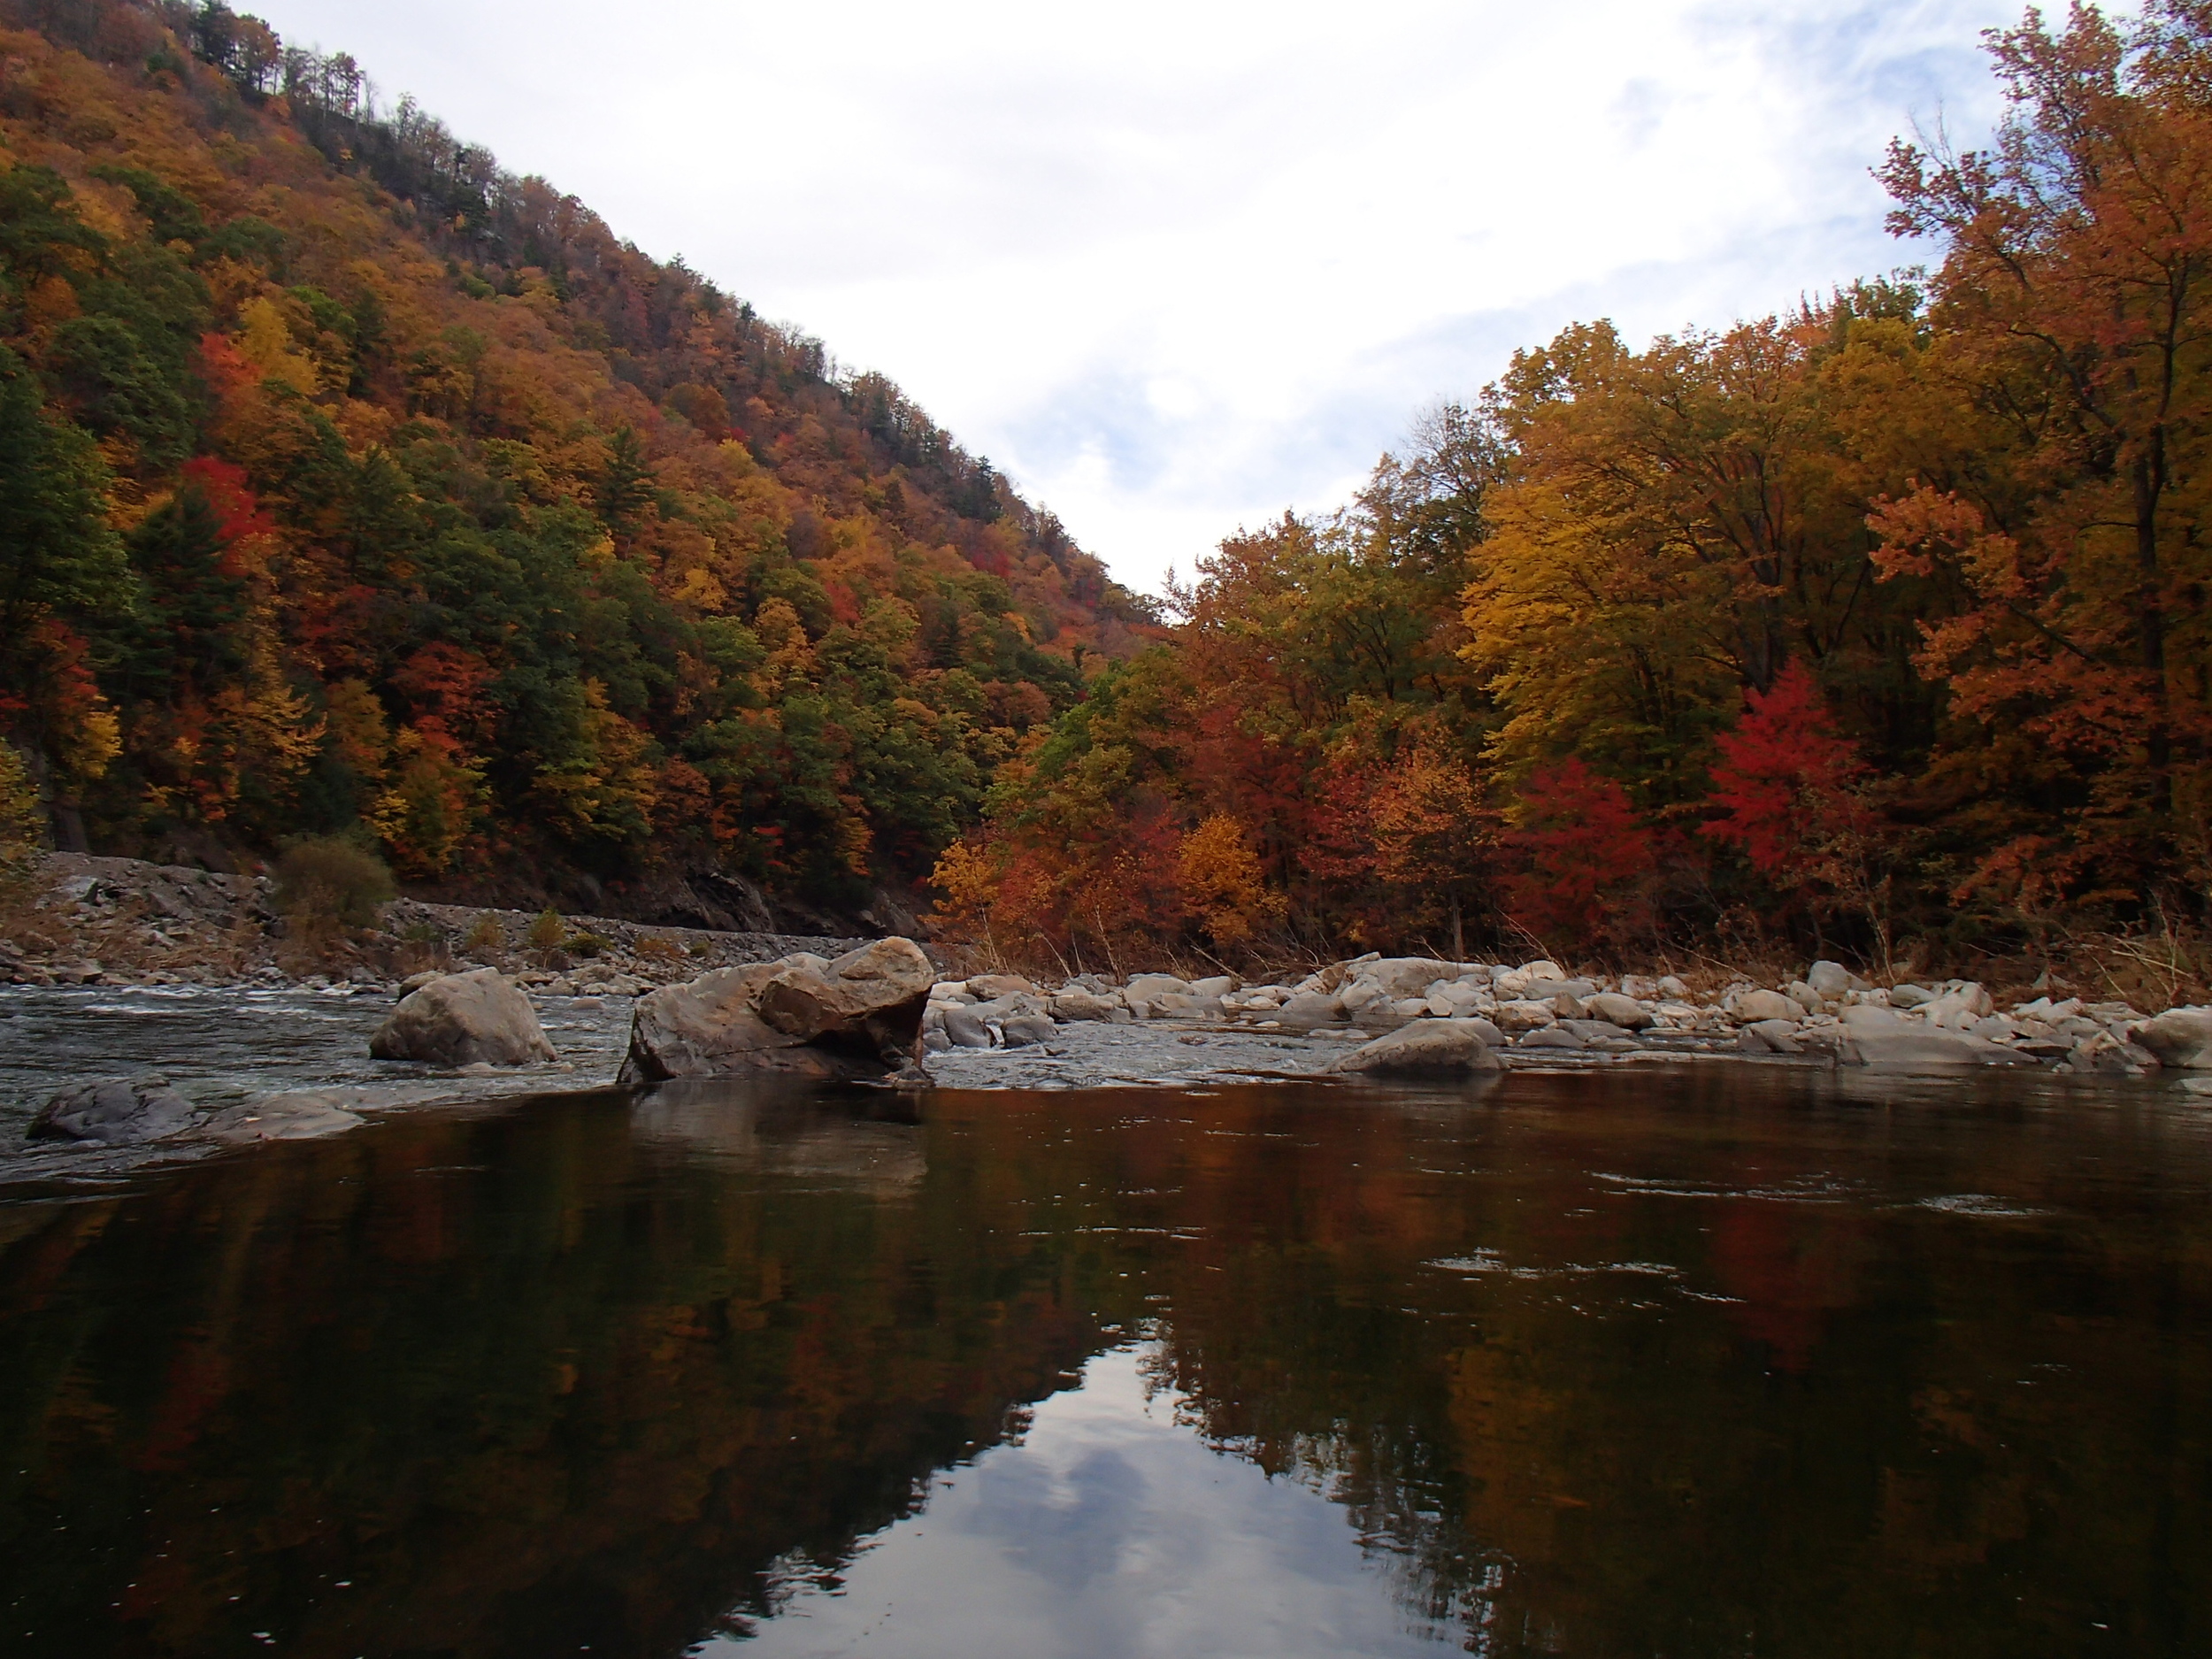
(253, 0, 2021, 591)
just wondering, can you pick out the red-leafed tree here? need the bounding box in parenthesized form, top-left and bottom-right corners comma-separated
(1701, 661, 1866, 876)
(1498, 758, 1660, 951)
(1701, 659, 1897, 965)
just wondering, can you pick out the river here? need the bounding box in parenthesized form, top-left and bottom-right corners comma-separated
(1, 991, 2208, 1655)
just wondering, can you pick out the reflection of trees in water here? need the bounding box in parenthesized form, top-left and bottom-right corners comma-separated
(3, 1071, 2208, 1657)
(0, 1085, 1107, 1659)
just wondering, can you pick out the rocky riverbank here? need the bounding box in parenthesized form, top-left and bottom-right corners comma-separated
(0, 854, 883, 995)
(19, 881, 2212, 1187)
(923, 953, 2211, 1080)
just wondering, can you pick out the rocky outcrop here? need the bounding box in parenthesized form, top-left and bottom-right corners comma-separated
(619, 940, 933, 1084)
(369, 968, 557, 1067)
(29, 1076, 199, 1145)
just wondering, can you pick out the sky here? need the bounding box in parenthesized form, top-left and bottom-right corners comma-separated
(250, 0, 2028, 593)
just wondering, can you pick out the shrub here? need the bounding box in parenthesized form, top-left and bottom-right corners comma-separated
(526, 907, 567, 957)
(273, 834, 396, 930)
(0, 743, 42, 898)
(563, 931, 611, 958)
(635, 934, 684, 961)
(461, 913, 506, 954)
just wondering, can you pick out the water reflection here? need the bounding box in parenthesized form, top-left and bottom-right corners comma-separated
(1, 1068, 2208, 1656)
(722, 1347, 1443, 1658)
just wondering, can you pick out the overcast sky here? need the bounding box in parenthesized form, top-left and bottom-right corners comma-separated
(250, 0, 2024, 592)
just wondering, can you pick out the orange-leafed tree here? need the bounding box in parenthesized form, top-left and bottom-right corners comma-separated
(1876, 0, 2212, 903)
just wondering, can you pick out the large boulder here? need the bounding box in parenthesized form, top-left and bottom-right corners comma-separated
(1274, 991, 1347, 1033)
(999, 1014, 1057, 1048)
(1727, 987, 1803, 1024)
(1493, 999, 1560, 1034)
(29, 1076, 197, 1145)
(2133, 1007, 2212, 1067)
(1050, 988, 1125, 1023)
(1363, 957, 1464, 998)
(758, 939, 935, 1041)
(1125, 973, 1193, 1008)
(1327, 1019, 1502, 1079)
(1838, 1006, 2032, 1069)
(370, 969, 556, 1067)
(1806, 960, 1870, 997)
(621, 941, 933, 1083)
(940, 1005, 993, 1048)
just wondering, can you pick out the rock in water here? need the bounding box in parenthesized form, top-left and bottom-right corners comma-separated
(1273, 991, 1346, 1033)
(2134, 1007, 2212, 1067)
(1327, 1020, 1502, 1079)
(1049, 988, 1125, 1023)
(368, 968, 557, 1067)
(1837, 1005, 2032, 1070)
(620, 940, 933, 1083)
(999, 1014, 1057, 1048)
(757, 938, 935, 1047)
(29, 1076, 197, 1144)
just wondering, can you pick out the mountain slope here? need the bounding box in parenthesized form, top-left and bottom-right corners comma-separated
(0, 0, 1156, 928)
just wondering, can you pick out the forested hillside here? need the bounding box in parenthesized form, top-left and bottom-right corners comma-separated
(940, 2, 2212, 979)
(0, 0, 1154, 928)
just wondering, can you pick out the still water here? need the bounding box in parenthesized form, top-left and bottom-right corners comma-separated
(3, 1064, 2208, 1656)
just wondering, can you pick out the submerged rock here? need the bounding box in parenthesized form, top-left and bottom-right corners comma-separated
(29, 1076, 198, 1145)
(369, 968, 557, 1067)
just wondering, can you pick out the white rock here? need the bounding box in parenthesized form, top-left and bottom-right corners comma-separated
(1727, 987, 1803, 1024)
(1805, 960, 1870, 996)
(1584, 991, 1655, 1030)
(2133, 1007, 2212, 1067)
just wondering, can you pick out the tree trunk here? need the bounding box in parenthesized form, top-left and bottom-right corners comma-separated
(2134, 442, 2172, 818)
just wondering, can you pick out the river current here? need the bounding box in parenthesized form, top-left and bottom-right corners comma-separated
(1, 988, 2208, 1655)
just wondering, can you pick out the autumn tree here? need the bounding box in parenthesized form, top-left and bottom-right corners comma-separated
(1495, 759, 1663, 953)
(1876, 0, 2212, 909)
